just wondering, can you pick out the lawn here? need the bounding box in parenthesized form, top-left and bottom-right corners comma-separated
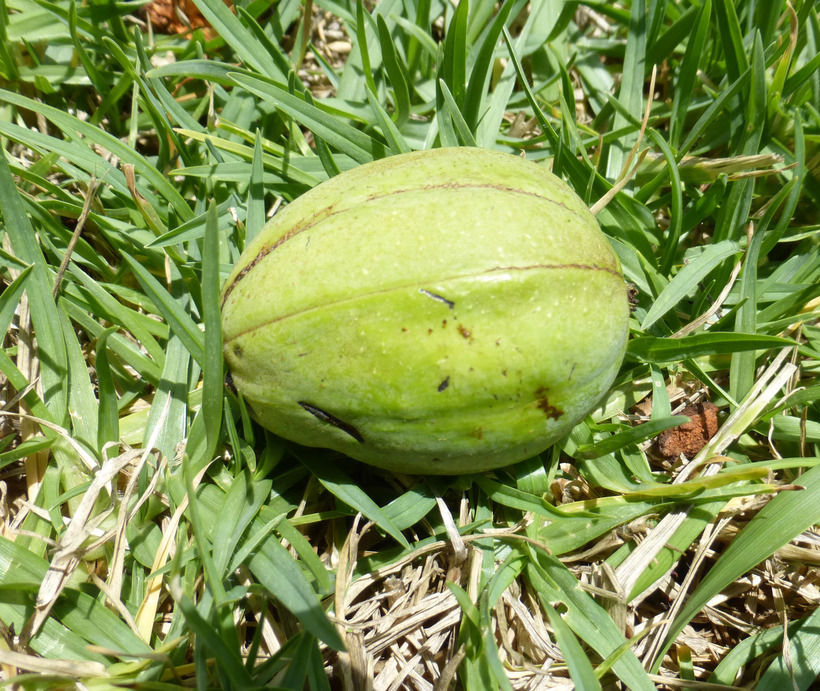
(0, 0, 819, 688)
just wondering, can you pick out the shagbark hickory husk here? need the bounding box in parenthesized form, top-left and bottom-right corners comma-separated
(221, 147, 629, 474)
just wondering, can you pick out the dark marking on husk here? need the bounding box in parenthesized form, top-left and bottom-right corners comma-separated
(438, 376, 450, 392)
(457, 324, 472, 340)
(420, 289, 455, 309)
(484, 263, 623, 279)
(535, 388, 564, 420)
(298, 401, 364, 442)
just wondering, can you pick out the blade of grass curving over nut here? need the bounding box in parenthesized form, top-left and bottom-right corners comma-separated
(575, 416, 687, 460)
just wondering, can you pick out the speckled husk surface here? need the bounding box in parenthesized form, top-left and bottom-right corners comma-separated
(221, 147, 629, 474)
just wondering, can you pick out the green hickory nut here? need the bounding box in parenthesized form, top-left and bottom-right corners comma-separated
(221, 147, 629, 475)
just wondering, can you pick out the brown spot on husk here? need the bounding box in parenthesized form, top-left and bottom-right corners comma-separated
(535, 388, 563, 420)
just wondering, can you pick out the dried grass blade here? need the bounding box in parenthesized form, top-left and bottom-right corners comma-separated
(23, 448, 141, 641)
(0, 648, 106, 677)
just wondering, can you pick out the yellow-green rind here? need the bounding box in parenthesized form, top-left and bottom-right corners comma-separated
(221, 148, 629, 474)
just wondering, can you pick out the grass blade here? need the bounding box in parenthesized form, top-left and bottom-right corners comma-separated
(0, 146, 67, 421)
(641, 240, 743, 331)
(544, 602, 602, 690)
(628, 333, 796, 363)
(122, 253, 205, 367)
(376, 14, 410, 128)
(246, 532, 345, 651)
(439, 79, 477, 146)
(296, 451, 410, 549)
(669, 0, 711, 149)
(189, 0, 287, 80)
(202, 203, 224, 462)
(653, 464, 820, 671)
(229, 72, 386, 163)
(605, 0, 646, 180)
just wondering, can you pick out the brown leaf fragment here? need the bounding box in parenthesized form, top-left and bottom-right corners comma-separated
(141, 0, 233, 35)
(657, 401, 719, 460)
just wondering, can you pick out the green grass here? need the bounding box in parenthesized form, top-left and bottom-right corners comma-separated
(0, 0, 819, 688)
